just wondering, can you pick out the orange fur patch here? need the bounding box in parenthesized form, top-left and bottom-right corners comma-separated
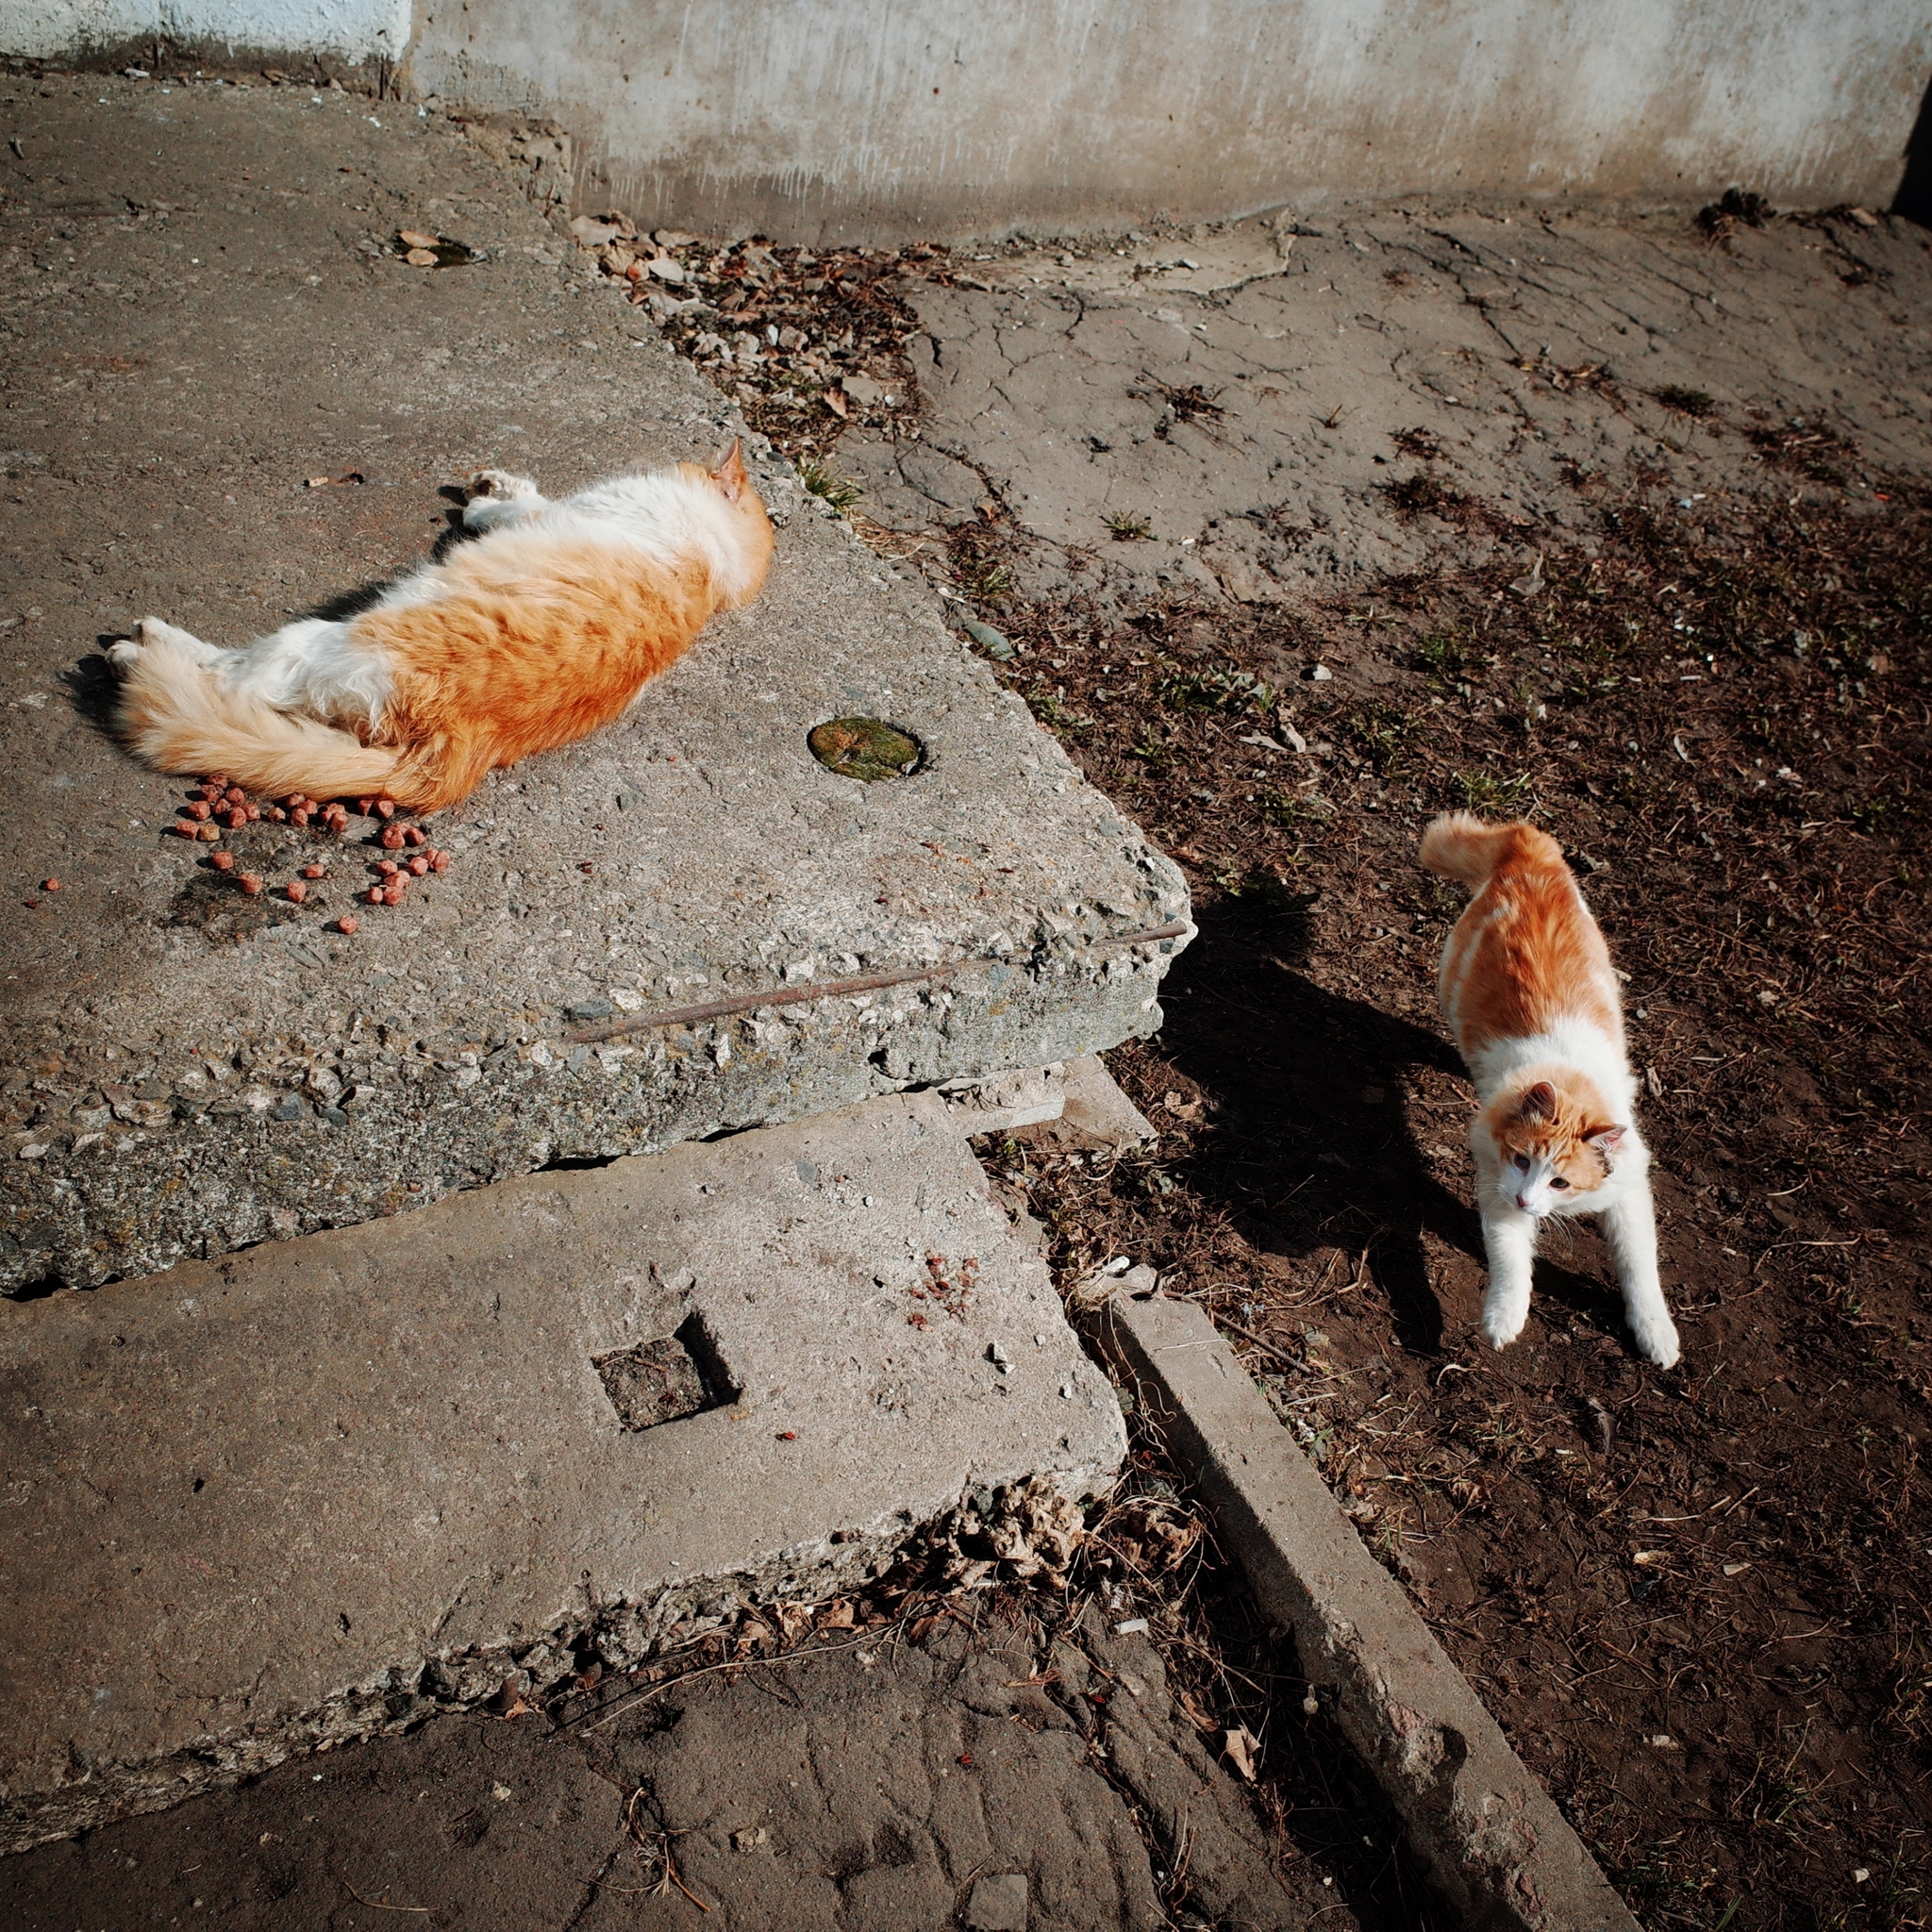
(1425, 814, 1624, 1059)
(356, 508, 770, 812)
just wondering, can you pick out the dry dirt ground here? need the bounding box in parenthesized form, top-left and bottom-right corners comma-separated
(587, 200, 1932, 1928)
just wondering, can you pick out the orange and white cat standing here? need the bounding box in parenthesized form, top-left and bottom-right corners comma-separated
(1421, 812, 1680, 1367)
(107, 445, 774, 811)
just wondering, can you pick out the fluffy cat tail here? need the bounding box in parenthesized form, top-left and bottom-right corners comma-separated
(1420, 811, 1563, 886)
(115, 635, 403, 801)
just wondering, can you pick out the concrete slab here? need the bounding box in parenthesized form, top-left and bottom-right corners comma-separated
(0, 1091, 1125, 1855)
(0, 1613, 1345, 1930)
(1095, 1291, 1639, 1932)
(0, 77, 1190, 1293)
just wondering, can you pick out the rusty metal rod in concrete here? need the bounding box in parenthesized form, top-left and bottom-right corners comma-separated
(564, 921, 1193, 1044)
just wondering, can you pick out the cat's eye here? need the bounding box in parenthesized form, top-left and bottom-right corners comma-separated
(1550, 1177, 1570, 1190)
(1512, 1154, 1530, 1173)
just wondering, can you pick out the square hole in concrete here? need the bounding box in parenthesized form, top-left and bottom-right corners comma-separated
(594, 1313, 736, 1431)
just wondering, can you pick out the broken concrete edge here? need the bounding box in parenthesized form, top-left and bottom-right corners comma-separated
(1, 1475, 1109, 1861)
(1089, 1293, 1641, 1932)
(2, 925, 1191, 1297)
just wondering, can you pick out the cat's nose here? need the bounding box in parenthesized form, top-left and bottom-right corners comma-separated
(1515, 1194, 1530, 1210)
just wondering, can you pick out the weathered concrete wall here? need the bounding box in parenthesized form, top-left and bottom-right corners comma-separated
(6, 4, 1924, 238)
(405, 0, 1929, 242)
(1, 0, 408, 61)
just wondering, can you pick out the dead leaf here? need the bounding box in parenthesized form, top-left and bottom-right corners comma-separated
(404, 247, 437, 269)
(1162, 1091, 1203, 1123)
(398, 227, 439, 249)
(816, 1598, 857, 1630)
(1223, 1724, 1259, 1781)
(823, 388, 848, 419)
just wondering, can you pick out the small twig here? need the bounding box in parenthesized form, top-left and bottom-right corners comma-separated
(1210, 1312, 1302, 1373)
(341, 1874, 432, 1914)
(565, 1620, 908, 1736)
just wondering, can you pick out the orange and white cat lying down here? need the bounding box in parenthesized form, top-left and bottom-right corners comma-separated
(107, 444, 774, 813)
(1422, 812, 1681, 1368)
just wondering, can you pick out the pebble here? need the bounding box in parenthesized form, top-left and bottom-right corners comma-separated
(41, 877, 58, 891)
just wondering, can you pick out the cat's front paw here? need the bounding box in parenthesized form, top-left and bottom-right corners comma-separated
(1478, 1293, 1529, 1351)
(1628, 1307, 1681, 1370)
(466, 468, 538, 502)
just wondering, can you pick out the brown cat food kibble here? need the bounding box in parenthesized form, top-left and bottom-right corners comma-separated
(374, 798, 395, 820)
(210, 852, 235, 872)
(366, 885, 384, 905)
(225, 786, 245, 805)
(336, 915, 358, 934)
(301, 863, 325, 879)
(173, 821, 199, 839)
(290, 808, 309, 828)
(182, 801, 210, 822)
(239, 874, 263, 896)
(403, 825, 425, 846)
(224, 808, 247, 829)
(430, 850, 451, 873)
(379, 824, 405, 850)
(42, 878, 58, 891)
(381, 881, 406, 907)
(285, 879, 307, 904)
(199, 824, 222, 842)
(268, 806, 287, 822)
(375, 858, 398, 876)
(406, 855, 428, 876)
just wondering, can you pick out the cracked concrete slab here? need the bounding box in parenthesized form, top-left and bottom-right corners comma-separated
(835, 205, 1931, 611)
(0, 1091, 1124, 1855)
(0, 1613, 1347, 1930)
(0, 77, 1191, 1293)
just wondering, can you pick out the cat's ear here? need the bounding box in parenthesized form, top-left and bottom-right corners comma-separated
(1585, 1124, 1626, 1151)
(1521, 1080, 1557, 1121)
(710, 438, 748, 504)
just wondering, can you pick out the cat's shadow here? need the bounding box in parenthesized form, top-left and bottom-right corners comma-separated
(1152, 896, 1630, 1356)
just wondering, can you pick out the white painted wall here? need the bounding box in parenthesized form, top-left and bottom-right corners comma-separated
(1, 0, 408, 61)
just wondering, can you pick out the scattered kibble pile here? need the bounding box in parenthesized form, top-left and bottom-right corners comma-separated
(168, 770, 453, 930)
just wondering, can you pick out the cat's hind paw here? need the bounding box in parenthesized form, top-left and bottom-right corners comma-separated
(466, 469, 538, 503)
(108, 616, 180, 670)
(1628, 1307, 1681, 1370)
